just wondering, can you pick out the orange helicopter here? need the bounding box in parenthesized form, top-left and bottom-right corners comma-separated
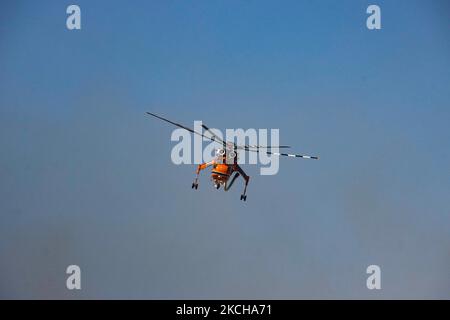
(146, 112, 318, 201)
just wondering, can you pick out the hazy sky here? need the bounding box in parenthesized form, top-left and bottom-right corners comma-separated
(0, 0, 449, 299)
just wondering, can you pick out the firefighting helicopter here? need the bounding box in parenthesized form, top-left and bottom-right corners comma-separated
(146, 112, 318, 201)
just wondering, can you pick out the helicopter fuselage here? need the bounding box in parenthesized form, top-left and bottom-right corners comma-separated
(211, 162, 232, 185)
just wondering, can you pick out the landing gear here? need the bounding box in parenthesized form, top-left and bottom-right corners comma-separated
(192, 176, 199, 190)
(193, 161, 215, 191)
(240, 194, 247, 201)
(215, 183, 220, 190)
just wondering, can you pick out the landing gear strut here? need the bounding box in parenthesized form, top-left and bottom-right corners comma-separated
(236, 166, 249, 202)
(240, 183, 248, 201)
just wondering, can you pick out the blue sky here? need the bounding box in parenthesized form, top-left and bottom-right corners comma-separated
(0, 0, 449, 298)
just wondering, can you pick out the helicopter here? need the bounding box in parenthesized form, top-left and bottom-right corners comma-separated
(146, 112, 318, 201)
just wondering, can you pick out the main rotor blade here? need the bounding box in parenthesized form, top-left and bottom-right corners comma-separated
(201, 124, 290, 150)
(146, 112, 318, 159)
(244, 148, 319, 160)
(146, 112, 223, 145)
(237, 145, 291, 149)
